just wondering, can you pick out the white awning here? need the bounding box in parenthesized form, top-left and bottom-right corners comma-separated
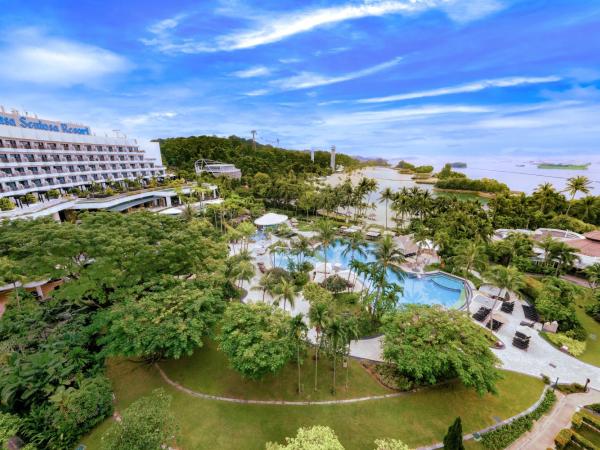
(158, 207, 183, 215)
(254, 213, 288, 227)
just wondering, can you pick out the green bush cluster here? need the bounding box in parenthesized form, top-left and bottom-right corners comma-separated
(480, 389, 556, 449)
(0, 197, 15, 211)
(555, 428, 599, 450)
(435, 177, 510, 193)
(544, 332, 587, 356)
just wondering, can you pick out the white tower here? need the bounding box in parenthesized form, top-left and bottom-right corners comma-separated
(330, 145, 336, 171)
(310, 148, 315, 162)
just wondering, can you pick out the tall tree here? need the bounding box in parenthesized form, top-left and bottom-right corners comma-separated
(341, 233, 368, 285)
(305, 283, 332, 391)
(274, 278, 299, 312)
(565, 176, 592, 214)
(443, 417, 465, 450)
(484, 265, 525, 329)
(379, 187, 395, 230)
(289, 313, 308, 394)
(218, 303, 294, 380)
(314, 219, 336, 281)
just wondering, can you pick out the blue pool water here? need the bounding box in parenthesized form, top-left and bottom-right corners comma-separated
(274, 239, 466, 309)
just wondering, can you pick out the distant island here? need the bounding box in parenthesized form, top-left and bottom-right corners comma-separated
(537, 162, 590, 170)
(449, 162, 467, 168)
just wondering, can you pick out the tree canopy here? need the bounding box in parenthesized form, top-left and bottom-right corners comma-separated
(382, 305, 500, 395)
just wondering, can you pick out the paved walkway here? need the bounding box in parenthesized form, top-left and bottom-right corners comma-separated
(507, 389, 600, 450)
(154, 363, 406, 405)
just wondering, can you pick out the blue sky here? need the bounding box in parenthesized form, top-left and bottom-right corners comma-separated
(1, 0, 599, 161)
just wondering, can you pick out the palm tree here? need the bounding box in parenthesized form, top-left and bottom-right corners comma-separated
(341, 315, 359, 390)
(289, 313, 308, 394)
(534, 182, 556, 214)
(551, 242, 579, 276)
(574, 196, 599, 223)
(236, 260, 255, 290)
(378, 187, 395, 230)
(448, 240, 488, 276)
(274, 278, 298, 312)
(565, 176, 592, 214)
(308, 301, 329, 391)
(585, 263, 600, 291)
(325, 315, 346, 395)
(314, 219, 336, 281)
(373, 234, 405, 272)
(253, 271, 276, 302)
(341, 233, 368, 285)
(485, 265, 525, 329)
(290, 235, 314, 266)
(412, 224, 431, 266)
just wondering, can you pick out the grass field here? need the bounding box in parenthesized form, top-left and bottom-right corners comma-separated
(81, 344, 545, 450)
(574, 291, 600, 367)
(160, 340, 388, 401)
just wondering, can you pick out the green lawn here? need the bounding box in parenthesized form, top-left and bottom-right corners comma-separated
(81, 354, 545, 450)
(574, 290, 600, 366)
(159, 340, 389, 401)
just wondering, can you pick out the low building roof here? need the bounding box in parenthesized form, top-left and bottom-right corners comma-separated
(565, 237, 600, 257)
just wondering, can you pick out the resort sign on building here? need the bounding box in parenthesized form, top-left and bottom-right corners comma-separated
(0, 112, 91, 135)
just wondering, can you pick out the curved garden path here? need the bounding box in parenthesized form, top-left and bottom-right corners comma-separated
(154, 363, 405, 405)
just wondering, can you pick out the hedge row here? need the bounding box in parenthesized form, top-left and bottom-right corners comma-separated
(480, 389, 556, 449)
(555, 428, 599, 449)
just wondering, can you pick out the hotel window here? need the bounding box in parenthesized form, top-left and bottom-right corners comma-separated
(92, 174, 99, 180)
(78, 165, 86, 171)
(1, 168, 11, 175)
(41, 155, 49, 162)
(118, 146, 123, 152)
(29, 167, 39, 174)
(12, 154, 21, 162)
(70, 176, 77, 182)
(7, 182, 17, 190)
(86, 145, 92, 151)
(99, 155, 105, 161)
(65, 155, 72, 161)
(53, 166, 62, 171)
(62, 144, 69, 150)
(20, 141, 32, 149)
(37, 142, 45, 149)
(76, 155, 83, 161)
(33, 179, 42, 187)
(9, 140, 17, 149)
(119, 156, 124, 161)
(96, 145, 103, 152)
(108, 146, 113, 152)
(52, 155, 60, 162)
(0, 139, 3, 147)
(68, 166, 75, 172)
(25, 155, 34, 162)
(74, 144, 81, 151)
(57, 177, 65, 184)
(49, 143, 57, 150)
(46, 178, 54, 185)
(81, 175, 88, 181)
(0, 155, 7, 162)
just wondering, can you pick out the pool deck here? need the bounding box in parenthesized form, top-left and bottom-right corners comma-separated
(243, 230, 600, 389)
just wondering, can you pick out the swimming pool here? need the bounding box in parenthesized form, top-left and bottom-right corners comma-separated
(274, 239, 466, 309)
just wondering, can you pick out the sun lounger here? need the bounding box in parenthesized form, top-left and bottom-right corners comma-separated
(512, 336, 530, 350)
(519, 320, 534, 328)
(472, 307, 491, 322)
(522, 304, 540, 322)
(515, 331, 530, 341)
(489, 319, 504, 331)
(501, 301, 515, 314)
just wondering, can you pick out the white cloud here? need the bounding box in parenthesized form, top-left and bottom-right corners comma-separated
(122, 111, 177, 126)
(358, 76, 562, 103)
(231, 66, 271, 78)
(143, 0, 507, 53)
(272, 56, 403, 91)
(245, 89, 270, 97)
(323, 105, 490, 126)
(0, 29, 130, 86)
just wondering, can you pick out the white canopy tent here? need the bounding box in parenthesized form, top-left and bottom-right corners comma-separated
(254, 213, 288, 227)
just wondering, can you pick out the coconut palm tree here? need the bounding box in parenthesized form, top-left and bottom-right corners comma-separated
(253, 271, 276, 302)
(274, 278, 298, 312)
(314, 219, 336, 281)
(308, 301, 329, 391)
(484, 265, 525, 329)
(585, 263, 600, 291)
(341, 233, 368, 285)
(551, 242, 579, 276)
(534, 182, 556, 214)
(565, 176, 592, 214)
(378, 187, 395, 230)
(324, 315, 346, 395)
(235, 260, 255, 290)
(289, 313, 308, 394)
(448, 240, 488, 276)
(290, 235, 314, 265)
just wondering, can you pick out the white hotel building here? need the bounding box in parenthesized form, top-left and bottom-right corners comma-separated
(0, 110, 166, 205)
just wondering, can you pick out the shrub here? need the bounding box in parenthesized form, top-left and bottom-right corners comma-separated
(571, 430, 599, 450)
(22, 193, 37, 204)
(481, 389, 556, 449)
(554, 429, 573, 449)
(414, 165, 434, 173)
(587, 403, 600, 414)
(544, 332, 587, 356)
(321, 274, 351, 294)
(0, 197, 15, 211)
(46, 189, 60, 199)
(556, 383, 586, 394)
(435, 177, 509, 193)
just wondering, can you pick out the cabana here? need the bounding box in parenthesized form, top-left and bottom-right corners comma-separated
(254, 213, 288, 228)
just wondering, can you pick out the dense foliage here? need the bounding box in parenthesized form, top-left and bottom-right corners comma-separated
(382, 305, 500, 395)
(159, 135, 359, 178)
(101, 389, 178, 450)
(218, 303, 295, 380)
(0, 213, 228, 448)
(435, 176, 510, 193)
